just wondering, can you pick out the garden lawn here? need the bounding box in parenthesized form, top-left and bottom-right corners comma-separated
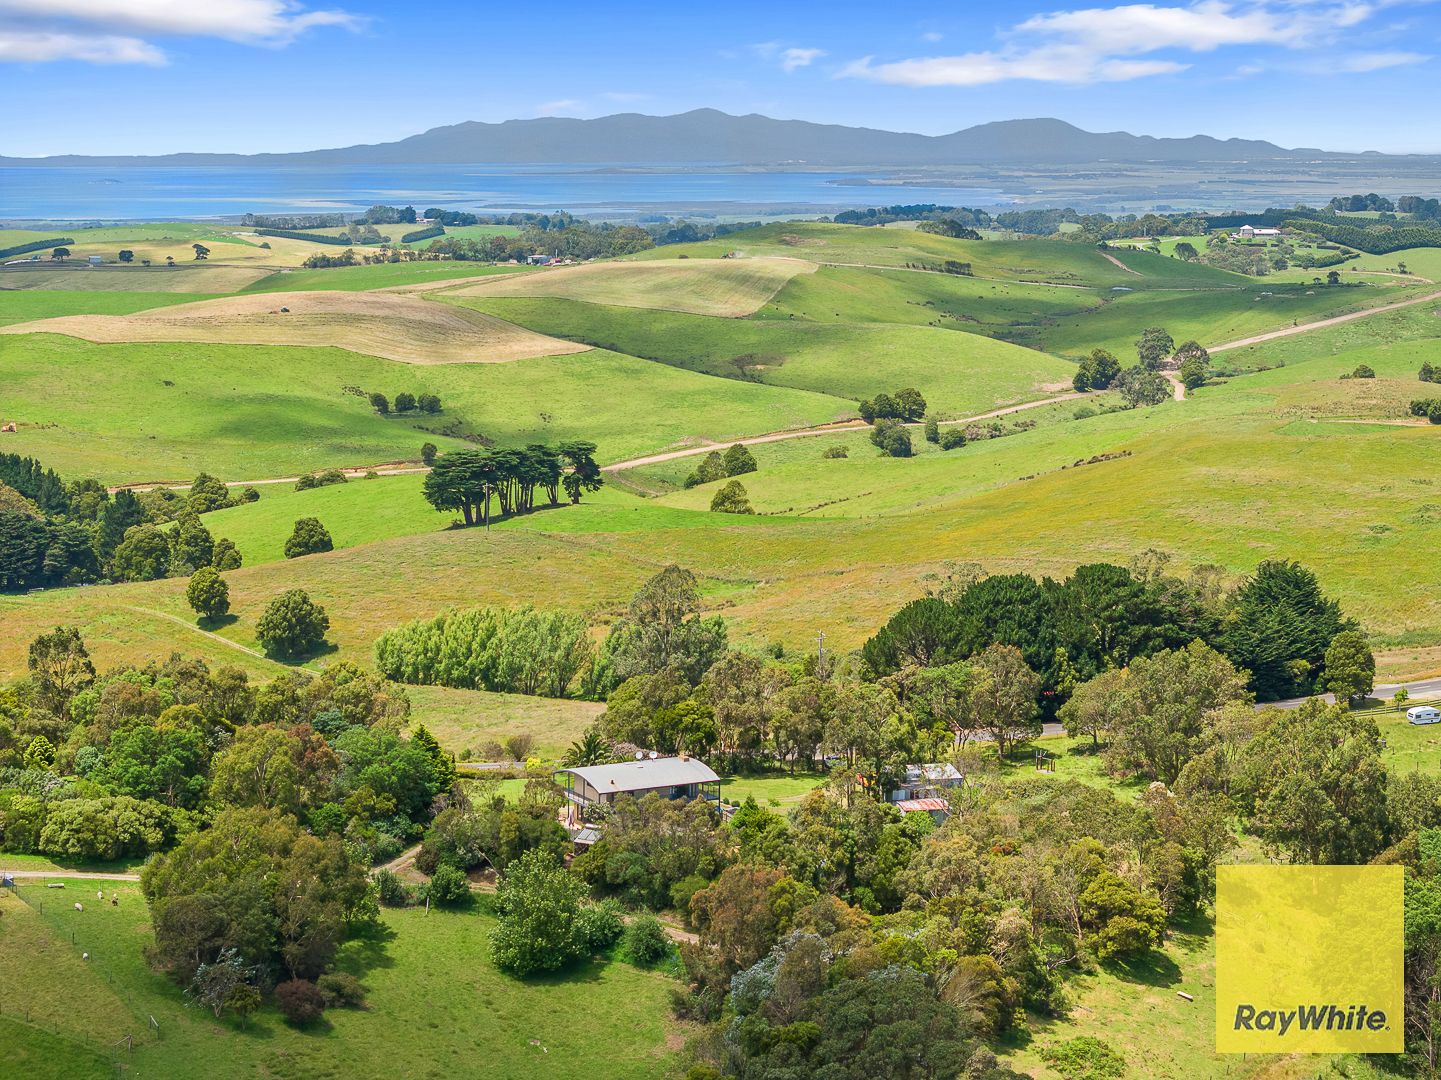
(717, 772, 827, 806)
(407, 685, 604, 760)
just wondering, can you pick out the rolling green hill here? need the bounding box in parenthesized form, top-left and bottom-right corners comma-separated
(0, 333, 852, 482)
(456, 295, 1076, 416)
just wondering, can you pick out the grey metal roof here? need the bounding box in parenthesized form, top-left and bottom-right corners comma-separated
(904, 763, 963, 784)
(559, 756, 720, 792)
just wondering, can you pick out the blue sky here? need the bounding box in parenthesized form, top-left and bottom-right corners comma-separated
(1, 0, 1438, 156)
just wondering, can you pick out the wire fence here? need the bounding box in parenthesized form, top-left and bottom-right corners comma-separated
(3, 879, 158, 1077)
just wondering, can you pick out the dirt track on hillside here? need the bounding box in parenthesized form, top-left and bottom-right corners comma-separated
(1209, 289, 1441, 353)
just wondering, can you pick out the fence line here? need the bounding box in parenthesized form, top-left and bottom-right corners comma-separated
(4, 880, 151, 1074)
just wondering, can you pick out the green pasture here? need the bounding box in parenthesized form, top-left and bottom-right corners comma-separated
(195, 473, 786, 569)
(458, 295, 1075, 417)
(1033, 280, 1408, 358)
(0, 289, 211, 325)
(632, 221, 1241, 289)
(756, 263, 1108, 331)
(0, 264, 273, 292)
(407, 685, 604, 760)
(0, 333, 852, 482)
(0, 885, 681, 1080)
(6, 336, 1441, 680)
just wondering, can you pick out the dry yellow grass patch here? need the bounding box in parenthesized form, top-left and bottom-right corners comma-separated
(446, 256, 816, 316)
(0, 290, 590, 365)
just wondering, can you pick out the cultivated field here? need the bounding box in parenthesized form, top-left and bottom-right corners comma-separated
(1, 290, 591, 365)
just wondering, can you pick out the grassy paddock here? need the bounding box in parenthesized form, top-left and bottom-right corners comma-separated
(0, 334, 853, 482)
(242, 262, 533, 294)
(460, 295, 1076, 418)
(0, 885, 681, 1080)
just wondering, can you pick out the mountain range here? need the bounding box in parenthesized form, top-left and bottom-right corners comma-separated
(0, 110, 1385, 167)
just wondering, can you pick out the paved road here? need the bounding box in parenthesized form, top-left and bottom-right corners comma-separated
(1266, 677, 1441, 711)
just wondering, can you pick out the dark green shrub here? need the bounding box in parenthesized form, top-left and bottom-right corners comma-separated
(427, 863, 471, 907)
(576, 901, 625, 953)
(375, 868, 410, 907)
(284, 517, 333, 559)
(316, 972, 366, 1008)
(624, 914, 672, 966)
(1041, 1036, 1127, 1080)
(938, 428, 967, 451)
(256, 588, 329, 658)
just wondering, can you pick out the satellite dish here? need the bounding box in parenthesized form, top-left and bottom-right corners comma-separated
(635, 751, 644, 760)
(649, 751, 659, 760)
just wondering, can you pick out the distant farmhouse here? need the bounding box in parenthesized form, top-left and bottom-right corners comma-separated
(1234, 225, 1282, 239)
(555, 754, 722, 844)
(887, 762, 964, 819)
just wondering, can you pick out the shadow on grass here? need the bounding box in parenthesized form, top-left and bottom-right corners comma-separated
(504, 956, 610, 988)
(1101, 947, 1183, 988)
(341, 918, 399, 976)
(270, 640, 340, 667)
(198, 613, 239, 631)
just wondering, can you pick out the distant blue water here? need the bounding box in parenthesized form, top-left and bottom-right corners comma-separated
(0, 163, 1008, 222)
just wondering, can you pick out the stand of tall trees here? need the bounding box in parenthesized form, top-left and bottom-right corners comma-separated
(421, 442, 602, 525)
(0, 454, 247, 592)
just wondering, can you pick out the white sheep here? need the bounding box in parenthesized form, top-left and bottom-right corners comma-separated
(74, 902, 83, 911)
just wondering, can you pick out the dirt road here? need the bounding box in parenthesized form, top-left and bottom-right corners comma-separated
(1209, 289, 1441, 353)
(602, 393, 1087, 473)
(3, 869, 140, 882)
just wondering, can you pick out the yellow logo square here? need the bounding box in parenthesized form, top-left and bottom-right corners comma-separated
(1216, 864, 1403, 1054)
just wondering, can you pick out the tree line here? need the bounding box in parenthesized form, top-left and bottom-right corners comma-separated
(0, 456, 254, 592)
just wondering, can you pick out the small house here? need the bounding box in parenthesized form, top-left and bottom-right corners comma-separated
(87, 255, 103, 266)
(1235, 225, 1281, 240)
(555, 754, 722, 831)
(888, 763, 963, 819)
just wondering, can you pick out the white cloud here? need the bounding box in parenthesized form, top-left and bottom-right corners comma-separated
(841, 46, 1188, 85)
(0, 29, 164, 63)
(602, 91, 649, 103)
(921, 31, 944, 42)
(1336, 49, 1429, 70)
(751, 40, 826, 71)
(841, 1, 1416, 86)
(780, 46, 825, 71)
(535, 99, 581, 116)
(0, 0, 361, 64)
